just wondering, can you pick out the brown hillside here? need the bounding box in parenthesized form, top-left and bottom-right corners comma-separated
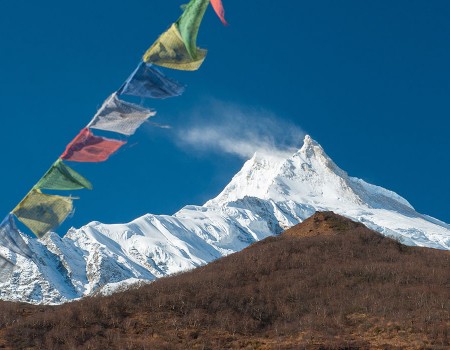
(0, 212, 449, 350)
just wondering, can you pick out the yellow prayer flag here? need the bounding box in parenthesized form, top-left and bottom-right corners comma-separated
(12, 190, 74, 238)
(143, 24, 206, 71)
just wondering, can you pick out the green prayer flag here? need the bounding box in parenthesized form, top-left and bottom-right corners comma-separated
(176, 0, 210, 59)
(35, 159, 93, 191)
(13, 190, 74, 238)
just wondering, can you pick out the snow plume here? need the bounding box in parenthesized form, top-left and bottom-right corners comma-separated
(175, 100, 305, 159)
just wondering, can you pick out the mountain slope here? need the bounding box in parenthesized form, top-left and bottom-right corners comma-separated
(0, 212, 449, 349)
(0, 135, 449, 304)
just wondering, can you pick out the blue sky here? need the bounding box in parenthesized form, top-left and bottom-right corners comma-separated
(0, 0, 449, 235)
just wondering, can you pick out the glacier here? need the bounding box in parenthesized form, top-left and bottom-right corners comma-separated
(0, 135, 449, 304)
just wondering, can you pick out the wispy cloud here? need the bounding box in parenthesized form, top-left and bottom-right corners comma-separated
(173, 100, 305, 160)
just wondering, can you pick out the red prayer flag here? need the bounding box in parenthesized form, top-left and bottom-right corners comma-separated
(61, 128, 126, 162)
(210, 0, 227, 25)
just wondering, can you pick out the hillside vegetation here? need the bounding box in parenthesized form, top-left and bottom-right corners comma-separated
(0, 212, 449, 349)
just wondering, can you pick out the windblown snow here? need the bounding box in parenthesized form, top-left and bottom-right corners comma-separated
(1, 135, 449, 304)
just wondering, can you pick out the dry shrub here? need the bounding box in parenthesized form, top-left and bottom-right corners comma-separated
(0, 212, 448, 349)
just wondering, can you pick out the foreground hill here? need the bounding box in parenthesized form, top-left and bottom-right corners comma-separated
(1, 135, 450, 304)
(0, 212, 448, 349)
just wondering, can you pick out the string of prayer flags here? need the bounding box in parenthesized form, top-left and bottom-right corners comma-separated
(35, 159, 93, 191)
(210, 0, 227, 25)
(176, 0, 210, 59)
(143, 23, 207, 71)
(12, 190, 74, 238)
(88, 93, 155, 136)
(118, 62, 185, 99)
(5, 0, 230, 239)
(61, 128, 126, 163)
(0, 214, 34, 260)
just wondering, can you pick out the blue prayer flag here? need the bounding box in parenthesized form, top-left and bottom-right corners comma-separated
(118, 62, 185, 99)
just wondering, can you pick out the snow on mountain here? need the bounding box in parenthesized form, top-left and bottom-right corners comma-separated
(1, 135, 449, 304)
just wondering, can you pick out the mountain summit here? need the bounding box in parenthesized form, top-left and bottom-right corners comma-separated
(1, 135, 449, 304)
(207, 135, 415, 215)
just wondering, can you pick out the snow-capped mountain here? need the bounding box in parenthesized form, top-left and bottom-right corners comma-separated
(1, 135, 449, 304)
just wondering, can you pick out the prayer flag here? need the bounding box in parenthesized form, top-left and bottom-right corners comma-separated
(210, 0, 227, 25)
(118, 62, 185, 99)
(0, 214, 33, 260)
(88, 93, 155, 136)
(143, 23, 206, 71)
(12, 190, 74, 238)
(176, 0, 210, 59)
(35, 159, 92, 191)
(61, 128, 126, 163)
(0, 254, 14, 282)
